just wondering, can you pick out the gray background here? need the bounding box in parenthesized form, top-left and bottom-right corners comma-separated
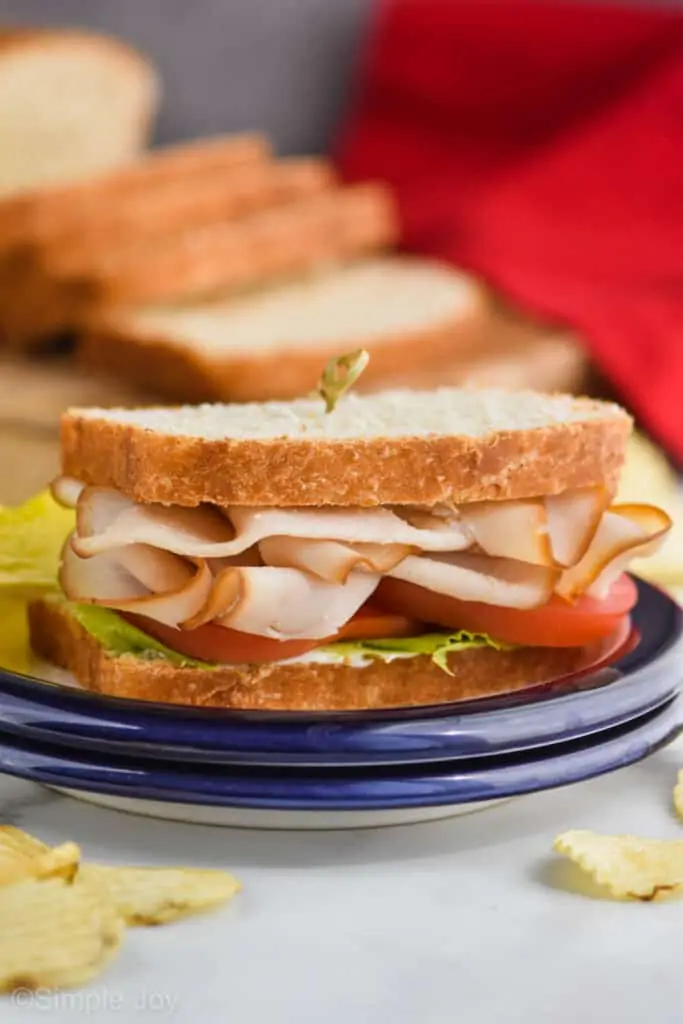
(0, 0, 371, 154)
(0, 1, 673, 154)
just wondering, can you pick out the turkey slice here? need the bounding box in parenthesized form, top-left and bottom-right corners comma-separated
(556, 504, 672, 600)
(74, 487, 233, 559)
(258, 536, 412, 584)
(545, 486, 608, 568)
(388, 552, 559, 608)
(50, 476, 85, 510)
(73, 487, 472, 558)
(60, 537, 214, 628)
(186, 566, 380, 639)
(459, 500, 554, 566)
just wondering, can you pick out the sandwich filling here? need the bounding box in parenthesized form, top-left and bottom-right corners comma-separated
(51, 476, 671, 667)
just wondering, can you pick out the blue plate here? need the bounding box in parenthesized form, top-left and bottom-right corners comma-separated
(0, 697, 679, 817)
(0, 578, 680, 767)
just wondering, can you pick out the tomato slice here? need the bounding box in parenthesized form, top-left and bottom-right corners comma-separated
(335, 604, 420, 641)
(125, 606, 419, 665)
(376, 574, 639, 648)
(125, 615, 322, 665)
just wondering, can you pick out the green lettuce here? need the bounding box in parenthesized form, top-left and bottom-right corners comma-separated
(322, 631, 510, 674)
(67, 602, 507, 675)
(68, 603, 216, 670)
(0, 491, 73, 592)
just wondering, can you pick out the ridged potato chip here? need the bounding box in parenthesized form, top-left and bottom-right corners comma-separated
(554, 829, 683, 901)
(0, 826, 80, 886)
(78, 863, 240, 926)
(617, 433, 683, 587)
(0, 877, 124, 993)
(672, 771, 683, 820)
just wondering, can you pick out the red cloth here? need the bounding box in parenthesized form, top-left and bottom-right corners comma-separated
(336, 0, 683, 462)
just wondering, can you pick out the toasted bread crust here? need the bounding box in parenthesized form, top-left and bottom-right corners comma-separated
(28, 599, 587, 711)
(60, 402, 630, 507)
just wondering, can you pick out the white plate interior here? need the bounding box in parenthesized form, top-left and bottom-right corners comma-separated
(52, 788, 512, 831)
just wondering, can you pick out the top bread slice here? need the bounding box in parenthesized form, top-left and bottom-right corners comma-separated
(60, 389, 632, 508)
(0, 29, 158, 197)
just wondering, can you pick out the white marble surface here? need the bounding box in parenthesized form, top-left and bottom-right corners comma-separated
(2, 738, 683, 1024)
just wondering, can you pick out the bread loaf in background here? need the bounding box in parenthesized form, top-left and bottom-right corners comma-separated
(78, 258, 487, 402)
(0, 27, 589, 411)
(0, 28, 158, 197)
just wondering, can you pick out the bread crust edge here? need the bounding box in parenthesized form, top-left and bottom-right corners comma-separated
(60, 406, 631, 507)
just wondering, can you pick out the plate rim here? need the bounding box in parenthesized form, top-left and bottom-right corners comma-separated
(0, 698, 679, 811)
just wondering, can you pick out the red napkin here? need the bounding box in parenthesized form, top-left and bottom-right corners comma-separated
(336, 0, 683, 462)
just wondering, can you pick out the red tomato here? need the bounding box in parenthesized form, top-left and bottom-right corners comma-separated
(125, 615, 322, 665)
(125, 606, 420, 665)
(335, 604, 420, 641)
(375, 575, 639, 648)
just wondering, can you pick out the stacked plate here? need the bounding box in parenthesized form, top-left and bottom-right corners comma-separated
(0, 578, 681, 829)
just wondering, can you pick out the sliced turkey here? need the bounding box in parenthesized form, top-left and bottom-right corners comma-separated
(388, 552, 559, 608)
(258, 536, 412, 584)
(60, 539, 214, 628)
(188, 566, 380, 639)
(556, 504, 672, 600)
(459, 499, 554, 566)
(544, 486, 608, 567)
(50, 476, 85, 510)
(70, 487, 473, 558)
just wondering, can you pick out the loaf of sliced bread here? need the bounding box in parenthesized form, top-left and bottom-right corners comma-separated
(0, 29, 158, 197)
(60, 387, 631, 508)
(47, 183, 398, 307)
(9, 157, 334, 261)
(78, 257, 485, 401)
(0, 169, 360, 348)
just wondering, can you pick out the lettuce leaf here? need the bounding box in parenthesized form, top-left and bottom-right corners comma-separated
(0, 491, 73, 593)
(323, 631, 510, 674)
(68, 603, 216, 670)
(68, 602, 507, 675)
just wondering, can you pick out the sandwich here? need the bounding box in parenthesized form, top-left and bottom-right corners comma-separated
(24, 380, 671, 712)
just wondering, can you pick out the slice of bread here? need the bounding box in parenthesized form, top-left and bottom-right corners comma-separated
(28, 598, 587, 711)
(11, 157, 334, 256)
(60, 387, 631, 507)
(0, 29, 158, 197)
(0, 173, 371, 349)
(46, 183, 398, 307)
(77, 258, 488, 402)
(0, 132, 270, 251)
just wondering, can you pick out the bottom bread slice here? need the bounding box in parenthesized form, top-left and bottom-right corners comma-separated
(29, 599, 588, 712)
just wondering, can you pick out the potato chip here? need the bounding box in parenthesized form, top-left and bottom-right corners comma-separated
(78, 863, 240, 926)
(554, 829, 683, 901)
(0, 826, 80, 886)
(0, 595, 31, 674)
(617, 433, 683, 587)
(0, 877, 124, 992)
(673, 771, 683, 820)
